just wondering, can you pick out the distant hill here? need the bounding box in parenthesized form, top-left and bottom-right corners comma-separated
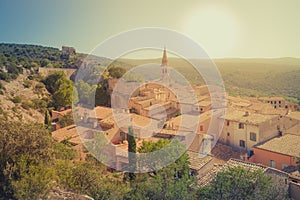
(0, 43, 299, 104)
(214, 58, 300, 102)
(0, 43, 80, 69)
(118, 57, 300, 104)
(0, 43, 128, 82)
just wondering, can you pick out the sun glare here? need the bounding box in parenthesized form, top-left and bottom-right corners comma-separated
(183, 5, 240, 57)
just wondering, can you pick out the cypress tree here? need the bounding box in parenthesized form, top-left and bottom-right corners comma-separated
(44, 110, 51, 130)
(127, 126, 136, 181)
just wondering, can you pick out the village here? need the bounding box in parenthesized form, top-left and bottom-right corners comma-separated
(51, 48, 300, 198)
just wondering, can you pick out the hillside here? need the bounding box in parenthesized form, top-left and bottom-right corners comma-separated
(0, 74, 49, 122)
(0, 43, 299, 117)
(0, 43, 130, 120)
(118, 57, 300, 104)
(216, 58, 300, 102)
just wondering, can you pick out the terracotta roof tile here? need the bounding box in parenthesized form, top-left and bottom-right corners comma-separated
(223, 109, 277, 125)
(255, 134, 300, 157)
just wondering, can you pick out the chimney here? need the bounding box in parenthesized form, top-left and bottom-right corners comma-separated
(244, 111, 249, 117)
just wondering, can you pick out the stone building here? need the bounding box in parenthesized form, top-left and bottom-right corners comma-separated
(62, 46, 76, 54)
(250, 134, 300, 171)
(219, 108, 281, 153)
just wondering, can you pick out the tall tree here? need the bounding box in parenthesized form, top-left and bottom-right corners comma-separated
(44, 71, 76, 110)
(128, 126, 136, 181)
(44, 109, 51, 129)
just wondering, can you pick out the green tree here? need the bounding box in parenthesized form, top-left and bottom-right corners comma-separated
(44, 71, 76, 110)
(11, 164, 56, 200)
(0, 122, 54, 199)
(55, 160, 128, 200)
(58, 111, 74, 128)
(95, 84, 110, 106)
(53, 142, 77, 161)
(198, 166, 290, 200)
(126, 139, 196, 200)
(40, 58, 50, 68)
(108, 66, 126, 78)
(44, 109, 51, 129)
(75, 80, 96, 106)
(52, 83, 72, 109)
(44, 71, 65, 94)
(128, 126, 136, 181)
(32, 98, 48, 112)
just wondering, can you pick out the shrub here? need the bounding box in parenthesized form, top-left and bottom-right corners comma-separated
(21, 100, 34, 110)
(0, 72, 10, 82)
(12, 96, 22, 104)
(23, 80, 32, 88)
(12, 106, 18, 113)
(58, 112, 74, 128)
(35, 82, 45, 90)
(32, 98, 48, 109)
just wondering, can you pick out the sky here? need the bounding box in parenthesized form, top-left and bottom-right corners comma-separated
(0, 0, 299, 58)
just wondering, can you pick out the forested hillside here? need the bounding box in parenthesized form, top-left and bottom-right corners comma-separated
(119, 57, 300, 104)
(1, 43, 299, 105)
(215, 58, 300, 102)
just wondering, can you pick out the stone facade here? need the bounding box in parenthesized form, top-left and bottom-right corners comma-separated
(219, 109, 280, 152)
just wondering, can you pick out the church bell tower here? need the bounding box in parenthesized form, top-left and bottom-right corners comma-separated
(161, 47, 170, 84)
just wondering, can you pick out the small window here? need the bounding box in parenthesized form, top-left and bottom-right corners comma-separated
(282, 164, 288, 170)
(274, 105, 277, 109)
(274, 101, 277, 104)
(279, 101, 281, 104)
(238, 123, 244, 129)
(250, 132, 256, 141)
(227, 120, 230, 126)
(200, 125, 204, 132)
(270, 160, 276, 168)
(239, 140, 245, 148)
(227, 132, 230, 136)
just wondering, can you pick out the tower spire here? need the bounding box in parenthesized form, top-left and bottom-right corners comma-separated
(160, 47, 170, 85)
(162, 46, 168, 66)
